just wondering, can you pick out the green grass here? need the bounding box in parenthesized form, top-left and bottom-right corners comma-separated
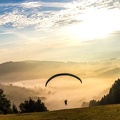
(1, 104, 120, 120)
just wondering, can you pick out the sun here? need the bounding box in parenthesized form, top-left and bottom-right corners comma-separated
(67, 8, 120, 41)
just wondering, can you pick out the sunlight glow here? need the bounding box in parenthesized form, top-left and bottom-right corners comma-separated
(68, 8, 120, 41)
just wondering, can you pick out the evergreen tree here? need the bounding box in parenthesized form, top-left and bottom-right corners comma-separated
(35, 97, 48, 112)
(0, 89, 11, 114)
(108, 79, 120, 103)
(19, 100, 29, 113)
(89, 78, 120, 107)
(12, 103, 18, 114)
(28, 98, 36, 112)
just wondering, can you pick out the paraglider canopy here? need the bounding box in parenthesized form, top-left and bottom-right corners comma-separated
(45, 73, 82, 87)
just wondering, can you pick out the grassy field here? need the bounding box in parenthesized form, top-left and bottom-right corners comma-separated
(1, 104, 120, 120)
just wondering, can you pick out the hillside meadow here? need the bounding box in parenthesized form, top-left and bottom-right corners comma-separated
(0, 104, 120, 120)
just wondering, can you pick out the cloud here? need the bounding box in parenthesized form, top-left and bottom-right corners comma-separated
(0, 5, 80, 29)
(21, 2, 42, 8)
(0, 31, 13, 35)
(0, 0, 120, 63)
(0, 1, 79, 28)
(0, 1, 66, 9)
(0, 0, 120, 32)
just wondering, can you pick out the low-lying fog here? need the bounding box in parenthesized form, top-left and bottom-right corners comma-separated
(0, 60, 120, 110)
(2, 77, 115, 110)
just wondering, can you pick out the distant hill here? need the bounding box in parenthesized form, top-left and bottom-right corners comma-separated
(0, 60, 120, 82)
(0, 61, 65, 81)
(98, 67, 120, 78)
(0, 60, 86, 82)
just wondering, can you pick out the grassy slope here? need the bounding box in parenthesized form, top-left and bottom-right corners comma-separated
(0, 104, 120, 120)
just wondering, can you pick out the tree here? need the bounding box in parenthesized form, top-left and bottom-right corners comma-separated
(0, 89, 11, 114)
(28, 98, 36, 112)
(108, 79, 120, 103)
(35, 97, 48, 112)
(89, 78, 120, 107)
(19, 100, 29, 113)
(12, 103, 18, 114)
(81, 102, 89, 107)
(19, 98, 48, 113)
(89, 100, 97, 107)
(98, 78, 120, 105)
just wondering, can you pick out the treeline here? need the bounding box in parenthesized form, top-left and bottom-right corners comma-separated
(0, 88, 48, 114)
(19, 97, 48, 113)
(89, 78, 120, 107)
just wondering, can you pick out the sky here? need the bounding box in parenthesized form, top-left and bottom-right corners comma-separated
(0, 0, 120, 63)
